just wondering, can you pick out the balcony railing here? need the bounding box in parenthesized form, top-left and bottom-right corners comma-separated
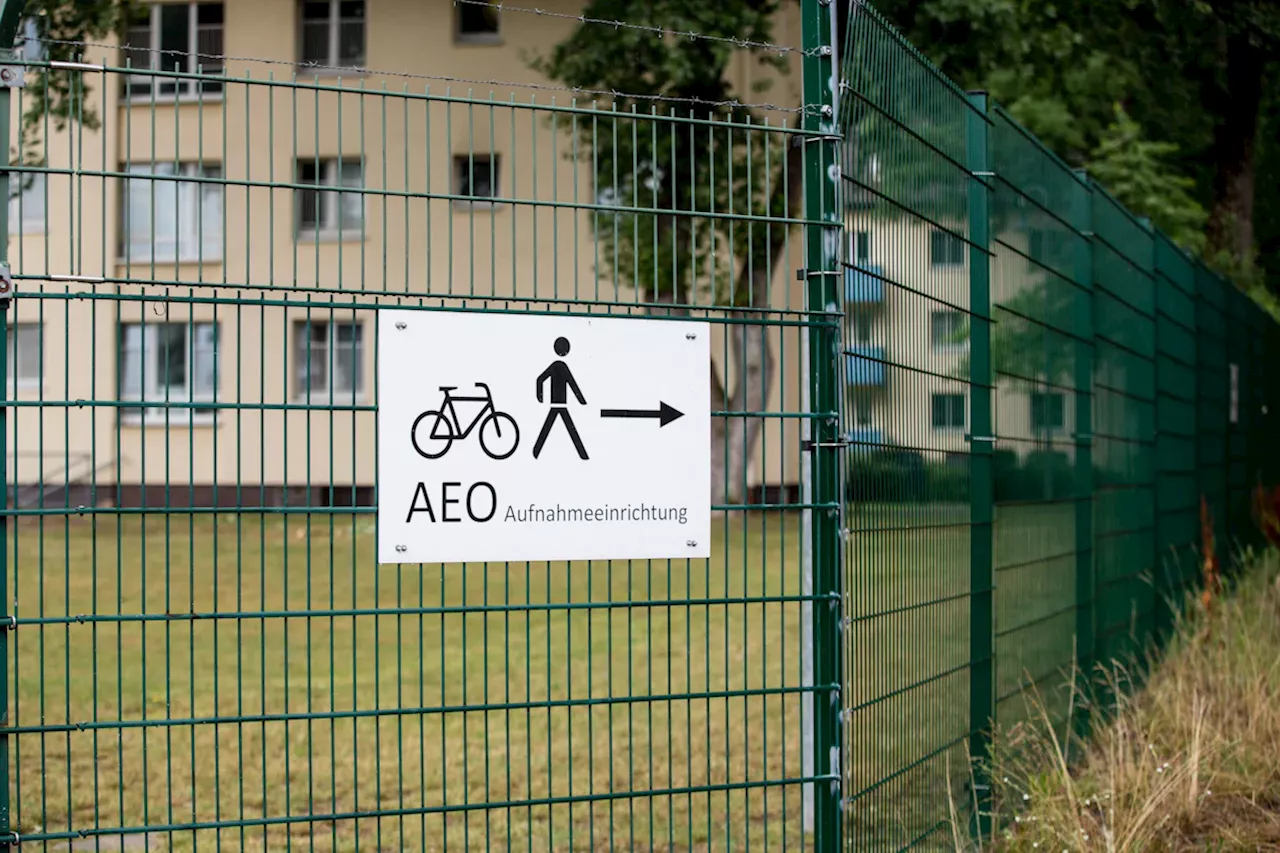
(846, 344, 886, 386)
(845, 264, 884, 303)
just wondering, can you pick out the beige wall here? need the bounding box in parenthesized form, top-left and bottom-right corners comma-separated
(7, 0, 811, 493)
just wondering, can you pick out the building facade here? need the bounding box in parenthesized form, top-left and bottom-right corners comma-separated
(6, 0, 1063, 506)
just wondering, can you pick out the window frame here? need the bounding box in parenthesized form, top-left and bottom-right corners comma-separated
(453, 153, 501, 207)
(298, 0, 366, 70)
(295, 158, 365, 240)
(118, 321, 220, 425)
(929, 228, 965, 267)
(929, 309, 966, 350)
(8, 170, 46, 234)
(18, 16, 44, 62)
(850, 388, 873, 428)
(1030, 391, 1066, 432)
(454, 0, 503, 45)
(849, 308, 872, 343)
(850, 230, 870, 264)
(6, 321, 43, 390)
(120, 162, 225, 263)
(930, 392, 965, 430)
(122, 2, 225, 102)
(293, 319, 366, 403)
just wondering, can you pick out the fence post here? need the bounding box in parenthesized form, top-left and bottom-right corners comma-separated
(964, 90, 994, 837)
(0, 1, 27, 846)
(1071, 170, 1096, 740)
(800, 0, 843, 849)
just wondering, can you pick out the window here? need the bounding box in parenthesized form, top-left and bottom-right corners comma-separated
(454, 155, 499, 203)
(300, 0, 365, 68)
(294, 320, 364, 401)
(123, 3, 224, 99)
(1028, 229, 1045, 271)
(930, 309, 965, 349)
(850, 308, 872, 343)
(121, 163, 224, 262)
(456, 0, 501, 43)
(17, 16, 44, 62)
(929, 228, 965, 266)
(1027, 228, 1067, 272)
(850, 230, 870, 263)
(119, 322, 219, 421)
(8, 171, 45, 234)
(1030, 392, 1065, 431)
(296, 159, 364, 236)
(931, 393, 964, 430)
(6, 322, 42, 388)
(851, 389, 872, 427)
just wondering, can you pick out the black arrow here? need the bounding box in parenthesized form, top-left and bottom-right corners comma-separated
(600, 402, 684, 427)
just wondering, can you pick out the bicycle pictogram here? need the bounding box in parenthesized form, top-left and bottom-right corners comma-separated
(411, 383, 520, 460)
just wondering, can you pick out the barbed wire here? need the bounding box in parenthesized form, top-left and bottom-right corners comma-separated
(452, 0, 803, 55)
(31, 37, 814, 116)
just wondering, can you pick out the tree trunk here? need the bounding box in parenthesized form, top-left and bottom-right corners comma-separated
(1205, 32, 1265, 263)
(711, 141, 805, 507)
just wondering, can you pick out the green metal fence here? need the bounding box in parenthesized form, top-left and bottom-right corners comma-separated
(838, 1, 1280, 848)
(0, 0, 1277, 850)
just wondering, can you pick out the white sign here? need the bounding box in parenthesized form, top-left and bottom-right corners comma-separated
(377, 310, 711, 564)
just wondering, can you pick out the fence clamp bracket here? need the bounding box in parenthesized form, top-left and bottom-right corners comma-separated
(0, 55, 24, 89)
(803, 439, 850, 452)
(0, 263, 14, 309)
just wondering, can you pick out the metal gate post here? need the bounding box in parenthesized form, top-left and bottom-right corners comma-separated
(0, 1, 28, 846)
(800, 0, 842, 848)
(964, 90, 994, 839)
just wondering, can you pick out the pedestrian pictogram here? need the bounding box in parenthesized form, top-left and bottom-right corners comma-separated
(533, 336, 589, 460)
(410, 383, 520, 460)
(378, 310, 711, 564)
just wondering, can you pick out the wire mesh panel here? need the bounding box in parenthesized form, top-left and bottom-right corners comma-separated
(1195, 265, 1230, 558)
(986, 107, 1091, 729)
(1153, 234, 1198, 617)
(1227, 286, 1254, 551)
(1252, 303, 1280, 501)
(837, 4, 980, 846)
(7, 2, 1280, 852)
(1089, 186, 1156, 671)
(0, 24, 840, 851)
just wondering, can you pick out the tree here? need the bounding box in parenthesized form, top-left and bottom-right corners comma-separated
(3, 1, 133, 165)
(534, 0, 802, 506)
(866, 0, 1280, 285)
(1087, 104, 1208, 254)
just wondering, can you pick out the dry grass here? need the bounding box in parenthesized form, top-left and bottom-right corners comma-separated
(957, 548, 1280, 852)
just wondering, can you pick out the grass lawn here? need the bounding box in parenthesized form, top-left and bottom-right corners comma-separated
(6, 501, 1080, 851)
(9, 512, 816, 852)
